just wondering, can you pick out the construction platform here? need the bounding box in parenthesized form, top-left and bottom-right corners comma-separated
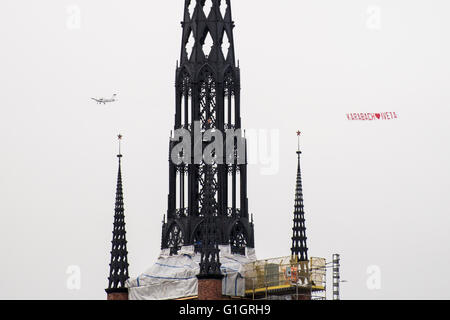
(243, 256, 327, 300)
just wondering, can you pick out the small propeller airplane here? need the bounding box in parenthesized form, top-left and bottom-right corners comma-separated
(91, 94, 118, 105)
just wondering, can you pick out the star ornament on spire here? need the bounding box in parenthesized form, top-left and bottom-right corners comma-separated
(117, 134, 123, 157)
(296, 131, 302, 153)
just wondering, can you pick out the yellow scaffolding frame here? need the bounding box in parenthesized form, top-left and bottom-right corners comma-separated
(243, 256, 326, 300)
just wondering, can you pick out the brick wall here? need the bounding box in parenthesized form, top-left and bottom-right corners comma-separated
(107, 292, 129, 300)
(197, 278, 223, 300)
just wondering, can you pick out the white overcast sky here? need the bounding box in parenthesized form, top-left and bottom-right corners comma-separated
(1, 0, 450, 300)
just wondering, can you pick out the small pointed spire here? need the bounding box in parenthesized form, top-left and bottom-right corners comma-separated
(291, 131, 308, 263)
(106, 135, 129, 296)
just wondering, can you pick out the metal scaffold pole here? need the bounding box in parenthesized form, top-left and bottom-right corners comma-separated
(332, 254, 341, 300)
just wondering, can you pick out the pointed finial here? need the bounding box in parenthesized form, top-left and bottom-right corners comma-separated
(118, 134, 123, 158)
(296, 130, 302, 154)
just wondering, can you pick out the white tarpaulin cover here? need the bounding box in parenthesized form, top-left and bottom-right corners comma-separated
(126, 245, 257, 300)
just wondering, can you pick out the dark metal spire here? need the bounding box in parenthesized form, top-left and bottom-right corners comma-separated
(106, 135, 130, 294)
(162, 0, 254, 256)
(291, 131, 308, 262)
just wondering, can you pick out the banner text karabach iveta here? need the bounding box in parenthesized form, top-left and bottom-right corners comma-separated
(346, 112, 399, 121)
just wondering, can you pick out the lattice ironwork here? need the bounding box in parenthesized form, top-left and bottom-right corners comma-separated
(230, 221, 247, 255)
(175, 208, 189, 218)
(197, 215, 222, 277)
(227, 164, 240, 174)
(226, 207, 241, 218)
(198, 164, 222, 277)
(167, 223, 185, 255)
(200, 165, 219, 217)
(161, 0, 254, 263)
(199, 67, 217, 130)
(176, 164, 189, 174)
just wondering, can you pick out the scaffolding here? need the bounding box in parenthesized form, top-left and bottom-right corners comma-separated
(243, 256, 327, 300)
(332, 254, 340, 300)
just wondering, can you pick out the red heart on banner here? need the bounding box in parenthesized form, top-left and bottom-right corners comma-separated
(375, 113, 381, 119)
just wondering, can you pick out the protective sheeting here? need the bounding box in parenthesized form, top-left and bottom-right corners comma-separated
(126, 245, 257, 300)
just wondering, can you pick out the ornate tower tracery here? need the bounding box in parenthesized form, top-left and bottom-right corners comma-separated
(161, 0, 254, 256)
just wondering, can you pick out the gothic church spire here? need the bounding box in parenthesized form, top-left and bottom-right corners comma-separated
(106, 135, 130, 298)
(291, 131, 308, 262)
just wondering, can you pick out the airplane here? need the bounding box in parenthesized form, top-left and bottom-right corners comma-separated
(91, 94, 118, 104)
